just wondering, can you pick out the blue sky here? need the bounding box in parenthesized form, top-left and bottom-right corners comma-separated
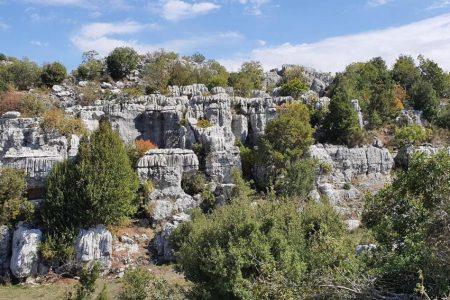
(1, 0, 450, 72)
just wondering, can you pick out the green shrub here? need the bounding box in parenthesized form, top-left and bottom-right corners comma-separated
(196, 118, 212, 128)
(394, 125, 432, 147)
(319, 162, 333, 175)
(7, 59, 41, 90)
(238, 144, 255, 179)
(41, 109, 86, 137)
(106, 47, 139, 80)
(123, 86, 145, 97)
(275, 159, 316, 198)
(280, 78, 309, 99)
(74, 262, 101, 300)
(77, 61, 103, 81)
(21, 93, 49, 117)
(42, 120, 139, 238)
(200, 190, 216, 213)
(40, 231, 76, 265)
(181, 173, 207, 196)
(119, 268, 186, 300)
(0, 168, 34, 226)
(362, 151, 450, 297)
(171, 198, 360, 299)
(41, 62, 67, 87)
(410, 80, 439, 122)
(119, 268, 152, 300)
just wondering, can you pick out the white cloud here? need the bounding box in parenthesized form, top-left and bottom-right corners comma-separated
(238, 0, 270, 15)
(219, 13, 450, 73)
(31, 40, 49, 47)
(71, 21, 243, 56)
(22, 0, 131, 10)
(367, 0, 393, 7)
(428, 0, 450, 9)
(160, 0, 220, 21)
(79, 21, 159, 39)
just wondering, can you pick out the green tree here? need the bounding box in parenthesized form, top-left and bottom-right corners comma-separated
(8, 58, 41, 90)
(323, 91, 362, 145)
(280, 78, 309, 99)
(142, 50, 177, 94)
(392, 55, 420, 93)
(363, 151, 450, 297)
(41, 62, 67, 87)
(418, 55, 447, 97)
(77, 51, 103, 81)
(394, 125, 432, 147)
(229, 61, 264, 96)
(43, 119, 139, 233)
(410, 80, 439, 121)
(106, 47, 139, 80)
(255, 103, 315, 192)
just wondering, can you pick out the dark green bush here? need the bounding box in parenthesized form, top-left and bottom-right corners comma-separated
(41, 62, 67, 87)
(106, 47, 139, 80)
(172, 198, 360, 299)
(363, 151, 450, 297)
(8, 59, 41, 90)
(0, 168, 34, 226)
(43, 120, 139, 236)
(181, 173, 207, 196)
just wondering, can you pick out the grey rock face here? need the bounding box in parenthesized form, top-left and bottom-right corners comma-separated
(309, 144, 394, 214)
(154, 213, 190, 262)
(395, 144, 450, 169)
(10, 225, 42, 279)
(0, 116, 79, 188)
(396, 110, 424, 127)
(0, 226, 11, 276)
(137, 149, 200, 221)
(75, 225, 112, 271)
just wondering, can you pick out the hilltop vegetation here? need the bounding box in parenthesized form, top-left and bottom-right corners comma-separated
(1, 47, 450, 299)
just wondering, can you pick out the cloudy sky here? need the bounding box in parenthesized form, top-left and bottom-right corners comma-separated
(1, 0, 450, 72)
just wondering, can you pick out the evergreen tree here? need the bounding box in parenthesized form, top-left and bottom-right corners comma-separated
(324, 91, 362, 145)
(43, 119, 139, 232)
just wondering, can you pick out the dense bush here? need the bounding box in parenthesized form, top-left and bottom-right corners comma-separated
(280, 78, 309, 99)
(106, 47, 139, 80)
(7, 59, 41, 90)
(41, 62, 67, 87)
(181, 172, 207, 196)
(172, 198, 360, 299)
(77, 50, 103, 81)
(0, 168, 34, 226)
(394, 125, 432, 147)
(323, 91, 362, 146)
(41, 109, 86, 137)
(255, 102, 315, 191)
(43, 120, 139, 237)
(229, 61, 263, 97)
(410, 80, 439, 121)
(119, 267, 186, 300)
(363, 151, 450, 297)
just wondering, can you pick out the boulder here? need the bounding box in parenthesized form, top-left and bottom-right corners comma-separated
(10, 225, 42, 279)
(154, 213, 190, 262)
(75, 225, 112, 271)
(310, 144, 394, 214)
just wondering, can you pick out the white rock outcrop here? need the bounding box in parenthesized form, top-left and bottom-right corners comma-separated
(75, 225, 113, 271)
(10, 225, 42, 279)
(154, 213, 190, 262)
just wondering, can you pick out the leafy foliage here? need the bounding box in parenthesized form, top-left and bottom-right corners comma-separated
(362, 151, 450, 297)
(106, 47, 139, 80)
(41, 109, 86, 137)
(394, 125, 432, 147)
(0, 168, 34, 226)
(229, 61, 263, 97)
(323, 91, 362, 146)
(43, 120, 139, 236)
(119, 267, 186, 300)
(172, 198, 360, 299)
(41, 62, 67, 87)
